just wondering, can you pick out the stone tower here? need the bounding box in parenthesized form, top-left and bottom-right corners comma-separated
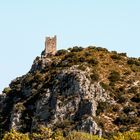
(45, 35, 57, 55)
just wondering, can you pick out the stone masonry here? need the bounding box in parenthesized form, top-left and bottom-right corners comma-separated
(44, 35, 57, 56)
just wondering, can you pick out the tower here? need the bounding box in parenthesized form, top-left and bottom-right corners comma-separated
(45, 35, 57, 56)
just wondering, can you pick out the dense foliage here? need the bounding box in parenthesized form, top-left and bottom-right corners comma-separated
(2, 129, 140, 140)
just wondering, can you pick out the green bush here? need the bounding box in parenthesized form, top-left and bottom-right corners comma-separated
(77, 64, 87, 71)
(64, 52, 77, 60)
(117, 95, 127, 103)
(3, 87, 11, 94)
(114, 114, 137, 125)
(114, 114, 127, 125)
(70, 46, 84, 52)
(78, 56, 86, 62)
(100, 82, 109, 90)
(2, 129, 29, 140)
(15, 103, 25, 111)
(108, 71, 120, 83)
(127, 59, 135, 65)
(51, 130, 65, 140)
(111, 51, 117, 54)
(123, 106, 135, 114)
(96, 47, 108, 52)
(66, 131, 106, 140)
(111, 104, 120, 112)
(84, 51, 92, 56)
(111, 54, 121, 60)
(111, 132, 140, 140)
(127, 58, 140, 66)
(56, 49, 68, 56)
(130, 65, 140, 72)
(90, 72, 99, 82)
(86, 57, 99, 66)
(31, 126, 65, 140)
(96, 102, 109, 115)
(31, 126, 52, 140)
(118, 53, 127, 57)
(2, 129, 140, 140)
(87, 46, 96, 50)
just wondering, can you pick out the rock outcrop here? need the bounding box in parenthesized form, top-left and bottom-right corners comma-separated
(1, 46, 140, 139)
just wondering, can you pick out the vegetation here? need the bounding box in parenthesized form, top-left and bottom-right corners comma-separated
(2, 129, 29, 140)
(2, 129, 140, 140)
(69, 46, 84, 52)
(56, 49, 68, 56)
(111, 54, 121, 60)
(1, 46, 140, 139)
(96, 101, 109, 115)
(108, 71, 120, 83)
(65, 131, 106, 140)
(111, 132, 140, 140)
(3, 87, 11, 94)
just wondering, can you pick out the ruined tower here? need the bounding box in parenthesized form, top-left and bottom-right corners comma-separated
(44, 35, 57, 56)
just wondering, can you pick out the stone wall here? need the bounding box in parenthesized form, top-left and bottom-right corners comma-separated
(45, 35, 57, 55)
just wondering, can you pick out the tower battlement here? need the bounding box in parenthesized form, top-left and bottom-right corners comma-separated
(44, 35, 57, 56)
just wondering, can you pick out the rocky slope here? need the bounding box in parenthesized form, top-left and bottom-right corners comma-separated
(0, 46, 140, 139)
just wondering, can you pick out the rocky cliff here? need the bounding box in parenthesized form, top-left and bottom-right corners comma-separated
(0, 46, 140, 139)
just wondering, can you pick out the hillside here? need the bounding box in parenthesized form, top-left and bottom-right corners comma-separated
(0, 46, 140, 139)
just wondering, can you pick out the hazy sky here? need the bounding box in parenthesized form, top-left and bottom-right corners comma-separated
(0, 0, 140, 92)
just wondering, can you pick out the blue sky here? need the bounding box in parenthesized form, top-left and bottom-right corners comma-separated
(0, 0, 140, 92)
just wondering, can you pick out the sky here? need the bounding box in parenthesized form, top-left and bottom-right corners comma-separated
(0, 0, 140, 92)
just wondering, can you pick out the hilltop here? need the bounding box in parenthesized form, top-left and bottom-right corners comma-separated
(0, 46, 140, 139)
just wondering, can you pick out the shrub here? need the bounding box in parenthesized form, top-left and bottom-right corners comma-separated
(119, 127, 129, 133)
(114, 114, 127, 125)
(87, 46, 96, 50)
(130, 65, 140, 72)
(96, 47, 108, 52)
(63, 52, 77, 62)
(117, 95, 127, 103)
(3, 87, 11, 94)
(127, 58, 140, 66)
(84, 51, 92, 56)
(112, 132, 140, 140)
(108, 71, 120, 83)
(123, 106, 135, 114)
(70, 46, 84, 52)
(96, 102, 109, 115)
(90, 72, 99, 82)
(114, 114, 137, 125)
(86, 57, 99, 66)
(52, 130, 65, 140)
(112, 104, 120, 112)
(31, 126, 52, 140)
(66, 131, 106, 140)
(100, 82, 109, 90)
(15, 103, 25, 111)
(128, 87, 138, 94)
(111, 51, 117, 54)
(34, 71, 45, 82)
(131, 93, 140, 103)
(123, 70, 131, 76)
(56, 49, 68, 56)
(2, 129, 29, 140)
(23, 74, 34, 85)
(118, 53, 127, 57)
(77, 65, 86, 71)
(78, 56, 86, 62)
(127, 59, 135, 65)
(111, 54, 121, 60)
